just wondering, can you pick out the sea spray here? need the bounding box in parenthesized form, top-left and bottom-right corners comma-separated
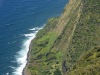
(12, 27, 42, 75)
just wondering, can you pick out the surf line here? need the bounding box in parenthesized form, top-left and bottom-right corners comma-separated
(12, 27, 42, 75)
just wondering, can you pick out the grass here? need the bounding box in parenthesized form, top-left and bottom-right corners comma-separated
(27, 0, 100, 75)
(67, 47, 100, 75)
(27, 17, 60, 75)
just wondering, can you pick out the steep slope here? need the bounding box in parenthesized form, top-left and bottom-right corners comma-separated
(66, 0, 100, 75)
(26, 0, 100, 75)
(67, 46, 100, 75)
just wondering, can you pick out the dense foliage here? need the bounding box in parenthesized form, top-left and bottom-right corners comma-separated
(27, 0, 100, 75)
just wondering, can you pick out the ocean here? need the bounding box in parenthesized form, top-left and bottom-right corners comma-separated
(0, 0, 68, 75)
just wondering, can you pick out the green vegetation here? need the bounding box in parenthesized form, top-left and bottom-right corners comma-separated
(66, 0, 100, 69)
(67, 47, 100, 75)
(26, 0, 100, 75)
(28, 17, 61, 75)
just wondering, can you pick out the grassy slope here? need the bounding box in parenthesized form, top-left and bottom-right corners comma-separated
(67, 46, 100, 75)
(27, 0, 100, 75)
(28, 17, 59, 75)
(68, 0, 100, 75)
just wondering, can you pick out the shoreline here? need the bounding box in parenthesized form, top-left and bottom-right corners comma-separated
(22, 27, 43, 75)
(22, 40, 32, 75)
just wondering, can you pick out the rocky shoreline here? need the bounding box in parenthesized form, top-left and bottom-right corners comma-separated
(22, 41, 32, 75)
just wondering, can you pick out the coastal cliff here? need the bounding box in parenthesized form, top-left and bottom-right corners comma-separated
(24, 0, 100, 75)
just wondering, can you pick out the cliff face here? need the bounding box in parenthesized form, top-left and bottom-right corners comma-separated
(26, 0, 100, 75)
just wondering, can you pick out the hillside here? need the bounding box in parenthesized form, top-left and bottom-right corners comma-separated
(25, 0, 100, 75)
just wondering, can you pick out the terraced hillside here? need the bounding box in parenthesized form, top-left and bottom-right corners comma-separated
(24, 0, 100, 75)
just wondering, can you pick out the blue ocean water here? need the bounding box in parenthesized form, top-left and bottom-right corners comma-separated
(0, 0, 68, 75)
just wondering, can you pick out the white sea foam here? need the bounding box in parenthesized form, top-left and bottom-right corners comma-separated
(6, 73, 9, 75)
(29, 27, 39, 30)
(12, 27, 42, 75)
(29, 28, 35, 30)
(9, 66, 15, 69)
(24, 33, 35, 37)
